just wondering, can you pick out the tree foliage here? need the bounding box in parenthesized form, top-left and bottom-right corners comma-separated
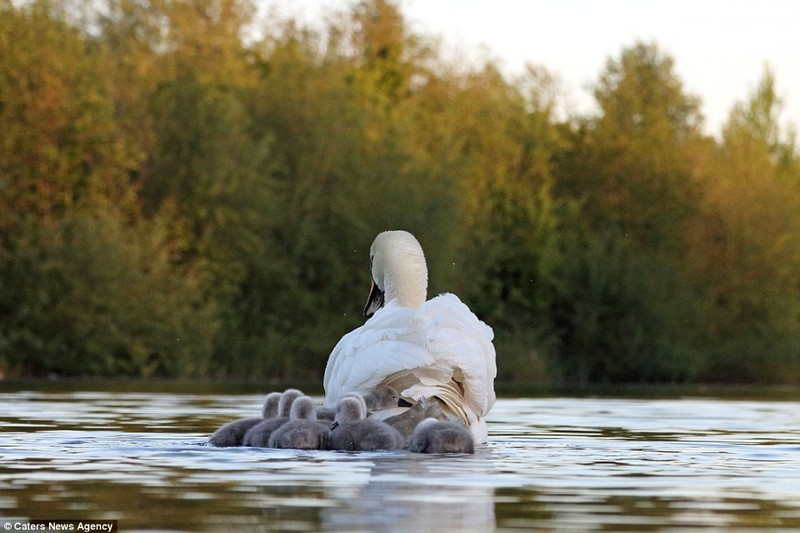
(0, 209, 217, 377)
(1, 0, 799, 384)
(684, 68, 800, 381)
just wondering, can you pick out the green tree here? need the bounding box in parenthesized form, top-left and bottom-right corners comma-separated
(0, 1, 137, 236)
(550, 231, 698, 383)
(5, 0, 798, 385)
(559, 42, 703, 249)
(237, 4, 449, 378)
(0, 208, 218, 377)
(92, 0, 279, 377)
(391, 61, 571, 382)
(550, 42, 705, 382)
(145, 71, 276, 375)
(0, 1, 224, 378)
(687, 68, 800, 382)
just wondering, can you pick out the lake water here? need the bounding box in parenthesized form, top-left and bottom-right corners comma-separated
(1, 388, 799, 531)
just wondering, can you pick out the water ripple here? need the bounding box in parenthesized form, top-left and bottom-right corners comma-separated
(1, 391, 799, 531)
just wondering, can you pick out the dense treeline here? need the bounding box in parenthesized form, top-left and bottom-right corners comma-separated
(1, 0, 799, 384)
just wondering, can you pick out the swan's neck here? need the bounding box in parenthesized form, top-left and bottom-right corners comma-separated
(380, 247, 427, 309)
(371, 230, 428, 309)
(384, 265, 427, 309)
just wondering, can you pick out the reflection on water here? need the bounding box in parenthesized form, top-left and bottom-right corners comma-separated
(1, 390, 799, 531)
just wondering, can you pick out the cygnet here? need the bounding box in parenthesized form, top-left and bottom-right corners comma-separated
(208, 391, 283, 447)
(261, 391, 283, 419)
(408, 418, 474, 454)
(268, 396, 330, 450)
(381, 396, 444, 441)
(321, 385, 402, 420)
(361, 385, 404, 411)
(242, 388, 304, 447)
(330, 396, 404, 451)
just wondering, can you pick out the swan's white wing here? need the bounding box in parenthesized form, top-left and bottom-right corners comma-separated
(323, 301, 435, 406)
(323, 294, 497, 443)
(405, 294, 497, 427)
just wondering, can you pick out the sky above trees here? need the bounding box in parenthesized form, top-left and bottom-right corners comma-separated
(281, 0, 800, 137)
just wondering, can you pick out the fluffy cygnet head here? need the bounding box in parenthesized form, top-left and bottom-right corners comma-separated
(278, 389, 304, 418)
(414, 417, 440, 433)
(409, 417, 475, 454)
(289, 396, 317, 421)
(340, 392, 368, 415)
(364, 230, 428, 318)
(261, 392, 283, 419)
(335, 396, 367, 424)
(361, 386, 401, 410)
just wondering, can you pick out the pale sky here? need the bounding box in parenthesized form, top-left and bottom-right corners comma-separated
(271, 0, 800, 138)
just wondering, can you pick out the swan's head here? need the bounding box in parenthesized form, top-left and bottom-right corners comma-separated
(364, 230, 428, 318)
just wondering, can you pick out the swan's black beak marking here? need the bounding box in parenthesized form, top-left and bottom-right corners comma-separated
(364, 278, 385, 318)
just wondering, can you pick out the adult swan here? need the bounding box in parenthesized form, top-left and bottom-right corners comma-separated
(323, 230, 497, 443)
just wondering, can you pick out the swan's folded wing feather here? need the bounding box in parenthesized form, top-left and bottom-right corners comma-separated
(419, 294, 497, 417)
(324, 303, 436, 407)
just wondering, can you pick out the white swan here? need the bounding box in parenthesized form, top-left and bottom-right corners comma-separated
(323, 230, 497, 443)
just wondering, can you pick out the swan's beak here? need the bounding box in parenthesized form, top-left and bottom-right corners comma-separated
(364, 278, 385, 318)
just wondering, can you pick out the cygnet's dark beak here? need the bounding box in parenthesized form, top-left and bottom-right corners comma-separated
(330, 420, 339, 430)
(363, 278, 385, 318)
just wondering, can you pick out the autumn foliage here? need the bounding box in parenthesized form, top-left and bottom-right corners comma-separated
(1, 0, 799, 384)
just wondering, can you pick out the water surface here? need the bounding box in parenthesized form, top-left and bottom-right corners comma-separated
(1, 390, 799, 531)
